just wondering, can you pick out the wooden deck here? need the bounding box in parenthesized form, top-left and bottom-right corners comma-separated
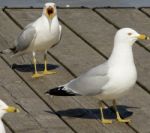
(0, 7, 150, 133)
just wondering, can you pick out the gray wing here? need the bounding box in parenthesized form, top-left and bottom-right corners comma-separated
(15, 25, 36, 52)
(65, 62, 109, 96)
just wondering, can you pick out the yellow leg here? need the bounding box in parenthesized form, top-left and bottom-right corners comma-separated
(113, 100, 131, 123)
(100, 101, 112, 124)
(43, 53, 56, 75)
(32, 57, 43, 78)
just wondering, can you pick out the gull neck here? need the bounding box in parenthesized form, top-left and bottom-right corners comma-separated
(108, 40, 134, 66)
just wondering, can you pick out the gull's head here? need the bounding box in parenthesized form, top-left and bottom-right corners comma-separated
(43, 3, 57, 19)
(0, 100, 19, 118)
(115, 28, 149, 45)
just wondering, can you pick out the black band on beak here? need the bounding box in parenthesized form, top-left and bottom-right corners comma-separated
(138, 34, 150, 40)
(145, 36, 150, 40)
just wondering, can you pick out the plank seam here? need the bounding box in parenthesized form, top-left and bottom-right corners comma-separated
(1, 85, 33, 115)
(139, 8, 150, 19)
(48, 52, 77, 77)
(136, 81, 150, 94)
(93, 8, 119, 29)
(0, 57, 49, 130)
(93, 8, 150, 54)
(14, 102, 44, 129)
(59, 18, 108, 59)
(0, 54, 77, 133)
(92, 8, 150, 94)
(3, 8, 23, 29)
(3, 120, 15, 133)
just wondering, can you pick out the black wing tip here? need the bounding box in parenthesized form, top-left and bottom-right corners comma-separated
(45, 86, 77, 96)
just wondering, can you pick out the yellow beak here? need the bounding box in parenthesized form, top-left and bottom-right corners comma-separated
(137, 34, 149, 40)
(5, 106, 20, 113)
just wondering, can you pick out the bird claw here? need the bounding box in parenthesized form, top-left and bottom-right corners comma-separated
(101, 119, 112, 124)
(43, 70, 57, 75)
(117, 118, 131, 123)
(32, 73, 43, 78)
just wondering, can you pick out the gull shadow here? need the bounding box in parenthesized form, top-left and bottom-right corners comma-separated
(46, 105, 138, 119)
(12, 63, 59, 72)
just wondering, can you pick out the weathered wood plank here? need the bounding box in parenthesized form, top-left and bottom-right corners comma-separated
(96, 9, 150, 47)
(13, 8, 150, 133)
(141, 8, 150, 15)
(0, 70, 41, 132)
(0, 46, 73, 133)
(5, 9, 136, 133)
(4, 125, 12, 133)
(0, 10, 74, 133)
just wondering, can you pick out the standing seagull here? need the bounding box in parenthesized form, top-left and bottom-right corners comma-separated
(0, 100, 19, 133)
(46, 28, 149, 124)
(1, 3, 62, 78)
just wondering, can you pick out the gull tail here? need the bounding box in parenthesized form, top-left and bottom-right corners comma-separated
(0, 47, 17, 54)
(45, 86, 77, 96)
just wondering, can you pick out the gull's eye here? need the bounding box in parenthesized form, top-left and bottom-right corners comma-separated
(128, 33, 132, 36)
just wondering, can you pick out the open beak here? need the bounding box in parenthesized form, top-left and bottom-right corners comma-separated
(5, 106, 20, 113)
(46, 7, 54, 19)
(137, 34, 149, 40)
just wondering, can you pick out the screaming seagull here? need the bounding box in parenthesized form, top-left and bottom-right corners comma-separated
(1, 3, 62, 78)
(46, 28, 149, 124)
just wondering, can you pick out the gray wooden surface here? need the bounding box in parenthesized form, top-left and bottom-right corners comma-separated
(0, 7, 150, 133)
